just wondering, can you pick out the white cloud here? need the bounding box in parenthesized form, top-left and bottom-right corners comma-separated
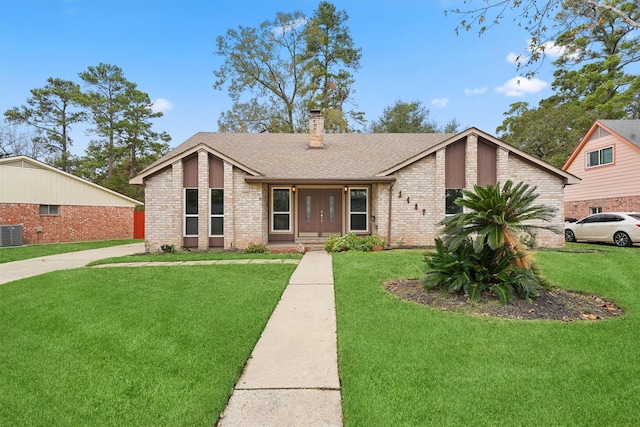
(431, 98, 449, 108)
(272, 17, 307, 36)
(506, 52, 521, 64)
(464, 86, 487, 95)
(495, 76, 547, 97)
(508, 40, 575, 65)
(152, 98, 173, 113)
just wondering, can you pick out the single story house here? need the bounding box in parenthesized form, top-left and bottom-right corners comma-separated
(131, 112, 579, 252)
(563, 119, 640, 219)
(0, 156, 141, 245)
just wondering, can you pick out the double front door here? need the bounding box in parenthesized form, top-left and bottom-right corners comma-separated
(297, 188, 342, 237)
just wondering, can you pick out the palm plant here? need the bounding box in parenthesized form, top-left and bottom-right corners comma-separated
(423, 180, 558, 303)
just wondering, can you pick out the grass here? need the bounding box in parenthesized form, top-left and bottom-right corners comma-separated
(89, 250, 303, 266)
(0, 263, 296, 426)
(333, 245, 640, 426)
(0, 239, 139, 264)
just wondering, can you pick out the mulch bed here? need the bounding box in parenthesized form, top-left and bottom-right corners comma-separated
(385, 279, 624, 321)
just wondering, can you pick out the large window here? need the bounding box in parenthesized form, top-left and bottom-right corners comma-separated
(210, 189, 223, 236)
(185, 188, 198, 236)
(39, 205, 59, 216)
(349, 188, 368, 232)
(586, 146, 613, 167)
(272, 188, 291, 232)
(445, 189, 463, 215)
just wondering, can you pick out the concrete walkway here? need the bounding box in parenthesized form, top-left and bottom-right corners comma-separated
(218, 251, 343, 427)
(0, 243, 145, 285)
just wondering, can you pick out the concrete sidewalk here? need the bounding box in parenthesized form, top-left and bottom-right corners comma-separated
(0, 243, 145, 285)
(218, 251, 343, 427)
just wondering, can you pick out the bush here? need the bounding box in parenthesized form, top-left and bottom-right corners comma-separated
(244, 243, 270, 253)
(160, 244, 175, 254)
(325, 233, 386, 252)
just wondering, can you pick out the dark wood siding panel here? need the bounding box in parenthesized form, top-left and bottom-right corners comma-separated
(183, 155, 198, 187)
(268, 233, 295, 242)
(209, 155, 224, 188)
(209, 237, 224, 247)
(477, 139, 497, 186)
(445, 139, 466, 188)
(183, 237, 197, 248)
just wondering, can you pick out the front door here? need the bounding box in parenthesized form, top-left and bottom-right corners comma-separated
(298, 189, 342, 237)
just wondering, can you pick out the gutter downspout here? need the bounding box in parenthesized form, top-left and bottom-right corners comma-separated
(387, 182, 393, 247)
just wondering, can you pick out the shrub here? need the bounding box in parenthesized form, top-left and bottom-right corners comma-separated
(160, 244, 175, 254)
(244, 243, 270, 253)
(325, 233, 386, 252)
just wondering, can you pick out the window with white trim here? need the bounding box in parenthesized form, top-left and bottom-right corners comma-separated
(210, 189, 223, 236)
(590, 206, 602, 215)
(349, 188, 368, 232)
(586, 146, 613, 167)
(272, 188, 291, 232)
(185, 188, 198, 236)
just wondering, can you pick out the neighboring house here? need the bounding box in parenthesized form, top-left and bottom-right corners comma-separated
(131, 112, 579, 253)
(0, 156, 141, 245)
(563, 120, 640, 219)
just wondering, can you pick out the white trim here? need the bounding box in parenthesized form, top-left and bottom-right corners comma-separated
(585, 145, 614, 168)
(271, 187, 292, 233)
(348, 187, 369, 233)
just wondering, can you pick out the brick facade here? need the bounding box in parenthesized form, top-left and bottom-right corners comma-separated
(564, 196, 640, 220)
(0, 203, 133, 245)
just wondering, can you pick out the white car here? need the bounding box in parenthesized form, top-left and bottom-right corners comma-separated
(565, 212, 640, 247)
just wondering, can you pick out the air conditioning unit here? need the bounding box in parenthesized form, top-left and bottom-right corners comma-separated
(0, 224, 23, 247)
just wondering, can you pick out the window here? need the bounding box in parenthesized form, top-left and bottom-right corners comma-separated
(272, 188, 291, 232)
(349, 188, 368, 232)
(185, 189, 198, 236)
(589, 206, 602, 215)
(445, 189, 463, 215)
(210, 189, 223, 236)
(39, 205, 59, 216)
(586, 146, 613, 167)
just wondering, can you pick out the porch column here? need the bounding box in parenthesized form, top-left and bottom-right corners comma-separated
(465, 133, 478, 190)
(496, 147, 510, 184)
(224, 161, 235, 249)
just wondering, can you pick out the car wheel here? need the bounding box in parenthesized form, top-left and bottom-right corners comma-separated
(613, 231, 632, 247)
(565, 229, 577, 242)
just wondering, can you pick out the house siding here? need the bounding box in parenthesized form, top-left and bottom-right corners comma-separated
(0, 203, 133, 245)
(564, 132, 640, 218)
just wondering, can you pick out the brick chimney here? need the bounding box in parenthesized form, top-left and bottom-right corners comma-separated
(309, 109, 324, 149)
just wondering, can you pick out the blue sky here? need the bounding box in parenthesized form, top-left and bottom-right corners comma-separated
(0, 0, 558, 156)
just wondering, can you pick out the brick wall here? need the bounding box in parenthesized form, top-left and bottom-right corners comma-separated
(564, 195, 640, 219)
(0, 203, 133, 245)
(144, 164, 182, 252)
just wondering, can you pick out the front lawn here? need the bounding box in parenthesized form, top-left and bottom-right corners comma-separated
(0, 239, 140, 264)
(0, 263, 296, 426)
(334, 245, 640, 426)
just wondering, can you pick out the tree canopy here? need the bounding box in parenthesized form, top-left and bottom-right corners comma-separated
(370, 100, 460, 133)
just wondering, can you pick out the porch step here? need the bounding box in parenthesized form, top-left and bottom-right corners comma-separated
(267, 240, 327, 253)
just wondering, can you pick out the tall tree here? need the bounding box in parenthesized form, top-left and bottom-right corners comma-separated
(448, 1, 639, 73)
(0, 120, 44, 159)
(79, 63, 135, 179)
(3, 78, 85, 171)
(214, 11, 310, 133)
(305, 1, 363, 132)
(370, 100, 459, 133)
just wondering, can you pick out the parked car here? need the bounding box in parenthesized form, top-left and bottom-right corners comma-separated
(564, 212, 640, 247)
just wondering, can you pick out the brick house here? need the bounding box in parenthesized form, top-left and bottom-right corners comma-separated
(563, 119, 640, 219)
(131, 112, 579, 253)
(0, 156, 141, 245)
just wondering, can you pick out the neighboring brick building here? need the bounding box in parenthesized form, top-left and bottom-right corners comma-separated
(563, 120, 640, 219)
(131, 112, 579, 253)
(0, 156, 141, 245)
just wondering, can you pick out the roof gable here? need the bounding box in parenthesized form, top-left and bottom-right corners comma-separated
(563, 120, 640, 170)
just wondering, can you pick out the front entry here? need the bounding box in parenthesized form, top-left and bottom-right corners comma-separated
(297, 188, 342, 237)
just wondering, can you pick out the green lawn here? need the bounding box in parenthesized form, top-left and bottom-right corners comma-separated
(333, 245, 640, 426)
(0, 263, 296, 426)
(89, 250, 303, 265)
(0, 239, 140, 264)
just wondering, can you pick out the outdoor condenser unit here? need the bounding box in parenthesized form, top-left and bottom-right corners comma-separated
(0, 224, 23, 247)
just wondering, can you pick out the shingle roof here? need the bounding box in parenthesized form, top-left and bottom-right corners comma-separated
(145, 132, 455, 180)
(599, 119, 640, 148)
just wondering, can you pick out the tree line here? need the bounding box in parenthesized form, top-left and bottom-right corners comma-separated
(2, 64, 170, 202)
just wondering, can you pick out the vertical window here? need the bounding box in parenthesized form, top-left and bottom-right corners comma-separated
(590, 206, 602, 215)
(446, 189, 463, 215)
(349, 188, 368, 232)
(305, 195, 312, 222)
(210, 189, 224, 236)
(272, 188, 291, 231)
(39, 205, 59, 216)
(185, 189, 198, 236)
(586, 146, 613, 167)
